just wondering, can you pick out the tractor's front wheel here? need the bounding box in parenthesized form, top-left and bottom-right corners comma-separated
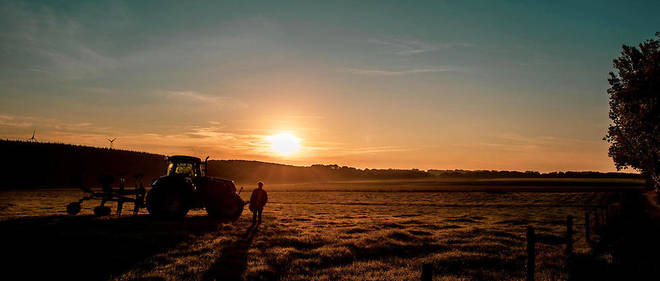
(93, 206, 111, 216)
(205, 193, 244, 221)
(146, 187, 189, 218)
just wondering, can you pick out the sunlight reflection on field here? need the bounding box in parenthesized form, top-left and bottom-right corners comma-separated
(1, 185, 616, 280)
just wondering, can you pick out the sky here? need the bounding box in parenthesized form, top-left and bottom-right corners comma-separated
(1, 0, 659, 171)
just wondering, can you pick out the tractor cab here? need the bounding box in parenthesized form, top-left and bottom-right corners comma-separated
(166, 156, 207, 179)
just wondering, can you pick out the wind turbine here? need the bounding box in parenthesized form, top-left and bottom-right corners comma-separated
(107, 138, 116, 149)
(28, 130, 36, 142)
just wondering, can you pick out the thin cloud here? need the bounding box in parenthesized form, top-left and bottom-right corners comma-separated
(0, 114, 110, 136)
(368, 38, 474, 56)
(453, 133, 602, 154)
(1, 2, 118, 80)
(0, 116, 269, 159)
(346, 67, 454, 76)
(161, 90, 248, 109)
(0, 114, 32, 128)
(164, 91, 219, 103)
(338, 146, 415, 155)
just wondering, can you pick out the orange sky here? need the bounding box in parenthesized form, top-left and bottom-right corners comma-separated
(1, 1, 657, 172)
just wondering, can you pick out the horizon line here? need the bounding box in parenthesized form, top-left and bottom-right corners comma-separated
(2, 138, 638, 175)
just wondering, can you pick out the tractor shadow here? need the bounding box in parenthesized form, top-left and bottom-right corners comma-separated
(0, 215, 223, 281)
(202, 223, 260, 281)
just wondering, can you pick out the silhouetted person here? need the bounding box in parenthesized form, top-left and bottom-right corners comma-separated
(249, 182, 268, 224)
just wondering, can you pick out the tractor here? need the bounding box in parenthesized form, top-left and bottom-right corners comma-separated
(65, 155, 246, 221)
(146, 156, 245, 220)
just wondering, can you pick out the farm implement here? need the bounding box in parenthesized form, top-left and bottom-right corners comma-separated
(66, 174, 146, 216)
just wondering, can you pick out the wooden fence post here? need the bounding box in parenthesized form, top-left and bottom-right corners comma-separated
(421, 263, 432, 281)
(566, 215, 574, 255)
(585, 211, 591, 244)
(527, 226, 535, 281)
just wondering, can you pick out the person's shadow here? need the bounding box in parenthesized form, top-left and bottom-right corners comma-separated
(202, 224, 259, 281)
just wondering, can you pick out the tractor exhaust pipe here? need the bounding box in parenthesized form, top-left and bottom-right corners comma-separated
(204, 156, 209, 176)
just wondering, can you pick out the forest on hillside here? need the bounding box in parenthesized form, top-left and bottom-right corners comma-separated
(0, 140, 167, 189)
(0, 140, 641, 189)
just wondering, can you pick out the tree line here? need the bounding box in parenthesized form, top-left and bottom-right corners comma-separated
(427, 169, 639, 179)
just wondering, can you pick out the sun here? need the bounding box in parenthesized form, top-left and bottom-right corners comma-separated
(266, 133, 302, 156)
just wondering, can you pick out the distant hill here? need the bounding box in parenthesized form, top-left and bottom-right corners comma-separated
(207, 161, 432, 184)
(0, 140, 167, 189)
(0, 140, 642, 189)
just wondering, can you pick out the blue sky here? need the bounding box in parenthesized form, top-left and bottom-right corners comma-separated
(1, 0, 658, 171)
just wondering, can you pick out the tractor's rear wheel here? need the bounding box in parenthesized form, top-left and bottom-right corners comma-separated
(205, 193, 244, 221)
(146, 187, 189, 218)
(66, 202, 81, 215)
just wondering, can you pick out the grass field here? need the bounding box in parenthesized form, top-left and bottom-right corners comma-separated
(242, 177, 645, 193)
(0, 180, 635, 280)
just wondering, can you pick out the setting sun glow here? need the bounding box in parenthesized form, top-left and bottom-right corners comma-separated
(266, 133, 302, 156)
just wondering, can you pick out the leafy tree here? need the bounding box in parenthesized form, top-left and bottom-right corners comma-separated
(605, 32, 660, 190)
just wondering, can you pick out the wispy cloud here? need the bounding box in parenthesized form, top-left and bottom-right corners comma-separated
(1, 2, 118, 80)
(0, 115, 265, 158)
(160, 90, 248, 109)
(0, 114, 33, 128)
(335, 145, 415, 155)
(346, 67, 454, 76)
(300, 139, 415, 157)
(0, 114, 113, 142)
(453, 133, 601, 154)
(164, 91, 220, 103)
(368, 38, 474, 56)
